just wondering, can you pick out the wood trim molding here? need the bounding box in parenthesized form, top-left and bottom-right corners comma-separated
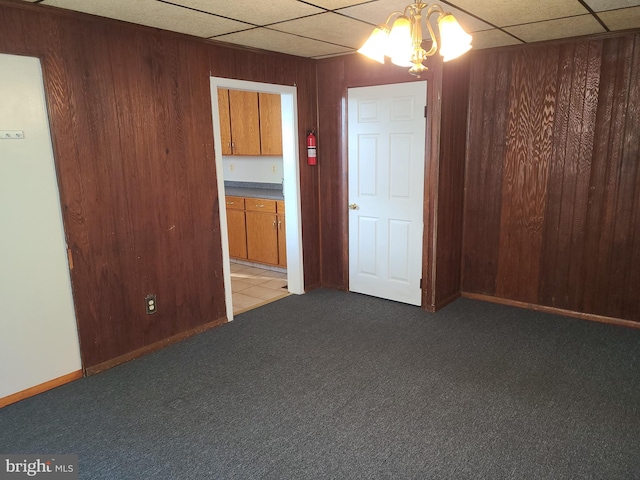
(86, 316, 227, 375)
(462, 292, 640, 330)
(0, 370, 83, 408)
(434, 292, 462, 311)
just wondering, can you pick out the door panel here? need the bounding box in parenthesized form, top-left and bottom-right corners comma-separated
(348, 81, 427, 306)
(246, 211, 278, 265)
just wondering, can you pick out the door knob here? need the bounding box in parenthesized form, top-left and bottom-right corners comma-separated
(348, 203, 359, 210)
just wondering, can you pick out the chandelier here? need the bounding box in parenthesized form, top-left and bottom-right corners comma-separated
(357, 2, 473, 77)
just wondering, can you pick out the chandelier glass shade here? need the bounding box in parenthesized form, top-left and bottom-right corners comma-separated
(357, 2, 473, 76)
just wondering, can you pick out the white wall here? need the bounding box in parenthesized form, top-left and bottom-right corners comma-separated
(0, 54, 82, 398)
(222, 156, 283, 184)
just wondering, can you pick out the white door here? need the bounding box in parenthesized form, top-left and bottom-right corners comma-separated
(348, 81, 427, 306)
(0, 54, 82, 399)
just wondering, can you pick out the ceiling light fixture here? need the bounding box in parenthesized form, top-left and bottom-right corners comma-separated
(357, 2, 473, 77)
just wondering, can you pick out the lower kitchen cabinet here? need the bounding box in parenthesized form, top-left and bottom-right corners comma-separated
(246, 210, 279, 265)
(225, 196, 247, 259)
(277, 200, 286, 267)
(226, 196, 286, 267)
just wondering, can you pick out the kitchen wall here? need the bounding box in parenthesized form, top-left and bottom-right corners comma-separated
(222, 156, 284, 184)
(0, 0, 320, 371)
(462, 32, 640, 324)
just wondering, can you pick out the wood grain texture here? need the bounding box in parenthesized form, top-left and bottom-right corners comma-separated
(434, 57, 470, 308)
(495, 47, 558, 303)
(217, 88, 232, 154)
(258, 92, 283, 155)
(463, 32, 640, 324)
(462, 51, 511, 295)
(228, 89, 261, 155)
(0, 0, 320, 369)
(294, 59, 321, 290)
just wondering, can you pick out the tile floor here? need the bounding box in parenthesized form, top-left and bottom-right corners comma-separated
(230, 262, 289, 314)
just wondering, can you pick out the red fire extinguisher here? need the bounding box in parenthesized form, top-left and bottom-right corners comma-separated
(307, 130, 317, 166)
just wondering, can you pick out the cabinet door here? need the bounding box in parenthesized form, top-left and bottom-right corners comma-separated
(226, 209, 247, 259)
(217, 88, 232, 155)
(229, 90, 261, 155)
(277, 200, 286, 267)
(277, 214, 286, 267)
(246, 211, 278, 265)
(259, 92, 283, 156)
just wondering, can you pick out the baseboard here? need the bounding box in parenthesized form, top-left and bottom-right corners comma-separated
(461, 292, 640, 330)
(86, 316, 227, 376)
(0, 370, 83, 408)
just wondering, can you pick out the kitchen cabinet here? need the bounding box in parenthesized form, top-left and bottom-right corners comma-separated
(217, 88, 233, 155)
(226, 196, 286, 267)
(277, 200, 286, 267)
(245, 198, 278, 265)
(225, 196, 247, 259)
(259, 93, 283, 156)
(217, 88, 282, 156)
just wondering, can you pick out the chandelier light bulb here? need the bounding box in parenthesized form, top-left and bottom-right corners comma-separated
(357, 3, 473, 76)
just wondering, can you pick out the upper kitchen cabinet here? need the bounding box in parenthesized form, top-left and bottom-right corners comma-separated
(259, 93, 283, 156)
(217, 88, 283, 157)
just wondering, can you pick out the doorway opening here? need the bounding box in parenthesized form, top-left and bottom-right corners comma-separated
(209, 78, 304, 320)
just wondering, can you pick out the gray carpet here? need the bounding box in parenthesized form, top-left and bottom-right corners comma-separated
(2, 289, 640, 479)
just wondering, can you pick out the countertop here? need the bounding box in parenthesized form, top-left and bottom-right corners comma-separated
(224, 181, 284, 201)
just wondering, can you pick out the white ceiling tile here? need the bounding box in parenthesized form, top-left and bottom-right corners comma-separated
(168, 0, 324, 26)
(469, 29, 522, 50)
(270, 12, 373, 48)
(447, 0, 589, 27)
(35, 0, 640, 58)
(338, 0, 491, 33)
(584, 0, 640, 12)
(337, 0, 414, 25)
(215, 28, 352, 58)
(505, 15, 605, 43)
(44, 0, 252, 37)
(598, 6, 640, 29)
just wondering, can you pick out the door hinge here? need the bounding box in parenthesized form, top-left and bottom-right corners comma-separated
(419, 278, 423, 289)
(424, 105, 427, 118)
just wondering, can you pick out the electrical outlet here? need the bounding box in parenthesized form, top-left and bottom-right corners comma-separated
(145, 294, 157, 315)
(0, 130, 24, 139)
(272, 164, 277, 173)
(229, 163, 234, 172)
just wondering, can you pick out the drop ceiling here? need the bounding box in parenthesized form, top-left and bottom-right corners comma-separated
(22, 0, 640, 59)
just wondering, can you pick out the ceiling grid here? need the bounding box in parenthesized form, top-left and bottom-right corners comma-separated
(23, 0, 640, 58)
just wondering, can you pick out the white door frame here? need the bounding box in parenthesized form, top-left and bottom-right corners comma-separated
(209, 78, 304, 321)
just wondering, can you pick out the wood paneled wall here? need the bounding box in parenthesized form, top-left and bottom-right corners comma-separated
(463, 32, 640, 323)
(433, 59, 470, 309)
(0, 0, 319, 370)
(316, 53, 470, 310)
